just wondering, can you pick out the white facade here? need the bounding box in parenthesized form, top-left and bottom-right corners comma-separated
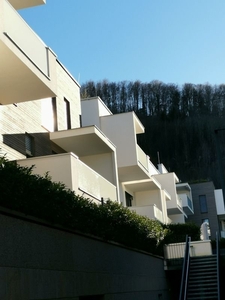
(0, 0, 57, 104)
(0, 2, 191, 224)
(81, 97, 190, 224)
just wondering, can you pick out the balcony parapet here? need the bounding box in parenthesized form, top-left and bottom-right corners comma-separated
(17, 152, 118, 203)
(129, 204, 163, 223)
(179, 194, 194, 215)
(3, 0, 51, 77)
(0, 0, 57, 104)
(164, 240, 212, 260)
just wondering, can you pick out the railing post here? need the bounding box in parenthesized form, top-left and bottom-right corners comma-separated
(179, 235, 191, 300)
(216, 231, 220, 300)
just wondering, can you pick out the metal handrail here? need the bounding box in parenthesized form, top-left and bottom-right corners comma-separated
(216, 231, 220, 300)
(179, 235, 191, 300)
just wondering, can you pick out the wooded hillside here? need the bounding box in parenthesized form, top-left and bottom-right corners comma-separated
(81, 80, 225, 188)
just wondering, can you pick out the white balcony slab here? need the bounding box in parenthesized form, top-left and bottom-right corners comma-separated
(129, 205, 163, 223)
(50, 126, 116, 156)
(8, 0, 45, 10)
(0, 0, 57, 104)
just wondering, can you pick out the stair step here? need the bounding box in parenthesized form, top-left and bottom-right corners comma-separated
(185, 255, 219, 300)
(188, 280, 217, 287)
(191, 262, 216, 266)
(188, 287, 217, 292)
(189, 271, 217, 277)
(187, 290, 218, 295)
(190, 266, 216, 272)
(187, 295, 218, 300)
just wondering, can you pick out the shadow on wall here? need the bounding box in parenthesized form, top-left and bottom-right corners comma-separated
(2, 132, 53, 157)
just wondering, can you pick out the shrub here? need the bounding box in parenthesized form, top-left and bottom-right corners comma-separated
(162, 222, 201, 244)
(0, 156, 167, 255)
(0, 156, 200, 256)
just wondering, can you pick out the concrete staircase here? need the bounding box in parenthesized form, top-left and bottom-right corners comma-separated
(187, 255, 219, 300)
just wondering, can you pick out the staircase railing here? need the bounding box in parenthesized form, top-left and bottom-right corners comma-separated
(216, 231, 220, 300)
(179, 235, 191, 300)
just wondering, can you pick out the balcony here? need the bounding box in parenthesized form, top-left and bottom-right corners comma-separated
(129, 204, 163, 223)
(17, 152, 118, 203)
(179, 194, 194, 215)
(50, 126, 115, 157)
(117, 145, 152, 182)
(0, 0, 57, 105)
(137, 145, 159, 176)
(51, 126, 119, 189)
(8, 0, 45, 10)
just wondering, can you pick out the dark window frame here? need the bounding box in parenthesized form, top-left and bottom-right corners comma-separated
(25, 133, 35, 157)
(125, 191, 133, 207)
(64, 98, 71, 129)
(52, 97, 58, 131)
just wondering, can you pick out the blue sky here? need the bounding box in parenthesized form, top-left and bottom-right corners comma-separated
(20, 0, 225, 86)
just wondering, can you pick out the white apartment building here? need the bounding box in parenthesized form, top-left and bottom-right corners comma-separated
(0, 0, 192, 225)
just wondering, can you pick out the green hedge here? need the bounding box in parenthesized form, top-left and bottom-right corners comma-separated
(0, 156, 169, 254)
(0, 156, 200, 255)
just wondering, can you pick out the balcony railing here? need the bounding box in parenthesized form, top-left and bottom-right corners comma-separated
(18, 153, 118, 203)
(179, 194, 194, 215)
(77, 159, 117, 202)
(3, 0, 49, 76)
(129, 204, 163, 223)
(177, 196, 182, 209)
(136, 145, 149, 172)
(164, 240, 212, 260)
(187, 196, 193, 210)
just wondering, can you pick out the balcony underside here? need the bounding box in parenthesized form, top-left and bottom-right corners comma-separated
(123, 178, 161, 192)
(8, 0, 45, 10)
(50, 126, 116, 157)
(167, 206, 186, 216)
(0, 39, 56, 105)
(118, 165, 151, 182)
(183, 205, 194, 215)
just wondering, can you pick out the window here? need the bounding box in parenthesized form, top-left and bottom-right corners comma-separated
(199, 195, 208, 213)
(25, 133, 34, 157)
(64, 98, 71, 129)
(52, 97, 58, 131)
(41, 97, 58, 131)
(125, 191, 133, 207)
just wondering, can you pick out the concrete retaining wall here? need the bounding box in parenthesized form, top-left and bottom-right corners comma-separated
(0, 212, 169, 300)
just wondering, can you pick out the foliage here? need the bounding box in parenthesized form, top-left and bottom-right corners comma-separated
(155, 222, 201, 256)
(162, 222, 200, 244)
(0, 156, 170, 255)
(211, 237, 225, 249)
